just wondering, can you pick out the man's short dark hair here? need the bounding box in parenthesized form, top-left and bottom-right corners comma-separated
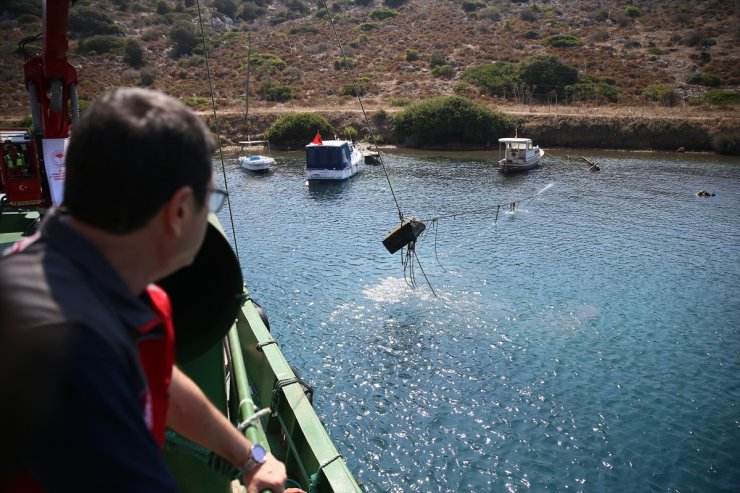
(63, 88, 216, 234)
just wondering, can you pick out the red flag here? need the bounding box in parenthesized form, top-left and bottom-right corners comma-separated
(312, 131, 323, 145)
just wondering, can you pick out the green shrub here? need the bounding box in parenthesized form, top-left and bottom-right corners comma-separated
(356, 22, 379, 31)
(238, 2, 267, 21)
(431, 64, 454, 78)
(177, 55, 205, 68)
(480, 6, 501, 21)
(76, 35, 124, 55)
(338, 79, 369, 97)
(370, 8, 398, 21)
(264, 84, 296, 102)
(213, 0, 238, 18)
(334, 57, 355, 70)
(461, 1, 485, 12)
(181, 97, 211, 110)
(350, 34, 369, 48)
(4, 0, 41, 16)
(374, 109, 388, 122)
(355, 0, 374, 5)
(705, 90, 740, 105)
(564, 82, 620, 103)
(541, 34, 584, 48)
(461, 62, 520, 97)
(138, 68, 157, 86)
(16, 14, 40, 25)
(68, 7, 122, 37)
(519, 55, 579, 99)
(393, 95, 514, 146)
(453, 81, 471, 94)
(289, 25, 319, 35)
(264, 112, 334, 148)
(124, 39, 145, 68)
(519, 8, 537, 21)
(522, 30, 540, 39)
(643, 84, 678, 106)
(170, 21, 198, 57)
(683, 31, 704, 47)
(383, 0, 406, 7)
(156, 1, 172, 15)
(390, 98, 411, 107)
(623, 6, 641, 17)
(688, 72, 722, 87)
(404, 49, 419, 62)
(429, 51, 447, 68)
(249, 53, 286, 72)
(343, 126, 358, 141)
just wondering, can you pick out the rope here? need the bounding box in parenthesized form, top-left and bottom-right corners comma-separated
(195, 0, 241, 262)
(422, 185, 551, 223)
(319, 0, 404, 223)
(270, 377, 300, 418)
(308, 455, 344, 493)
(256, 339, 278, 352)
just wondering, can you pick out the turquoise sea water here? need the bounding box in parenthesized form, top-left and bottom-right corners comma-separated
(217, 150, 740, 492)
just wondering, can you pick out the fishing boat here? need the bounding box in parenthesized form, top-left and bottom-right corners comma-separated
(498, 137, 545, 173)
(1, 3, 362, 492)
(305, 132, 363, 181)
(238, 139, 275, 172)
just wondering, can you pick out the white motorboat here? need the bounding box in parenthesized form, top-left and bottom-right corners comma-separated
(238, 140, 275, 172)
(305, 132, 363, 181)
(498, 137, 544, 173)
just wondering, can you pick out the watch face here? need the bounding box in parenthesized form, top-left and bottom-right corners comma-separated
(252, 444, 267, 463)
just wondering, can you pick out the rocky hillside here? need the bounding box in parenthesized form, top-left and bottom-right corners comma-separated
(1, 0, 738, 122)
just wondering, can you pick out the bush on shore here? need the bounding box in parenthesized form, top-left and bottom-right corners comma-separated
(393, 95, 515, 147)
(264, 112, 333, 148)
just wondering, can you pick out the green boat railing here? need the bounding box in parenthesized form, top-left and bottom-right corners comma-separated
(159, 216, 362, 492)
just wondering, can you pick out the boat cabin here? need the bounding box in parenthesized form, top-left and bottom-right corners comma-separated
(500, 137, 535, 156)
(306, 140, 356, 170)
(0, 129, 47, 208)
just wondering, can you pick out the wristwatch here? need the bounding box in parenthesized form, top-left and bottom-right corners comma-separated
(239, 444, 267, 474)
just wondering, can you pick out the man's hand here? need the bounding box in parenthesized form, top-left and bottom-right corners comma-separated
(242, 453, 288, 493)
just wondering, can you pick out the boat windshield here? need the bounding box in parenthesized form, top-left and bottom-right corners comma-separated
(508, 142, 530, 150)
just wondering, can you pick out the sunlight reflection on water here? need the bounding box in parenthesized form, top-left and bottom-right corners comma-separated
(218, 150, 740, 492)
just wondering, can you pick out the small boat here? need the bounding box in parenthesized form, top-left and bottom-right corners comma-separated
(238, 140, 275, 172)
(498, 137, 544, 173)
(305, 131, 363, 181)
(237, 39, 274, 173)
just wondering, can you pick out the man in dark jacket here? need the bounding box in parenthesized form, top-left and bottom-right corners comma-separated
(0, 88, 288, 493)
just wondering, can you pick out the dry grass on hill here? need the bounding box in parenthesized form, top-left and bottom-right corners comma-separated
(0, 0, 738, 122)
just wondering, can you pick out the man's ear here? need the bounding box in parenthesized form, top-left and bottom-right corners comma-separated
(162, 186, 194, 237)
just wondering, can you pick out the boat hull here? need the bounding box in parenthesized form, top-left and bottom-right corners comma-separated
(499, 148, 545, 173)
(306, 160, 360, 181)
(239, 155, 275, 172)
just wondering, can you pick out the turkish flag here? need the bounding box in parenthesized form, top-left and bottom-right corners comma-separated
(312, 131, 323, 145)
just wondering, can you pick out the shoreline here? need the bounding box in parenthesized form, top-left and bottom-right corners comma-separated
(2, 106, 737, 155)
(211, 107, 740, 155)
